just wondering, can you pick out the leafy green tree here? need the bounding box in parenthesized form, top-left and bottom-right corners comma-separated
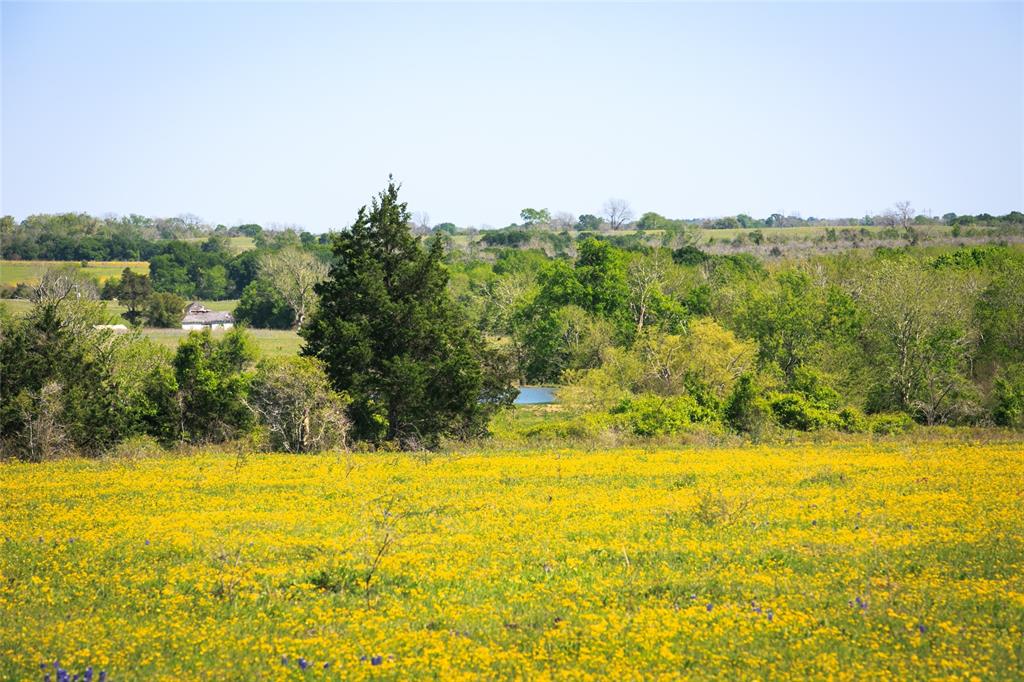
(854, 260, 979, 423)
(144, 292, 186, 327)
(738, 271, 835, 380)
(302, 180, 514, 445)
(235, 280, 295, 329)
(520, 208, 551, 225)
(115, 268, 152, 324)
(173, 328, 256, 442)
(195, 264, 230, 300)
(576, 214, 601, 231)
(0, 299, 161, 458)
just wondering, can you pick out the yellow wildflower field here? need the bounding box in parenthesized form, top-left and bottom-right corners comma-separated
(1, 443, 1022, 680)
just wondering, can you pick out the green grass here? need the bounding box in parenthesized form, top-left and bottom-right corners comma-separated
(181, 236, 255, 253)
(1, 298, 238, 319)
(0, 298, 297, 358)
(143, 327, 301, 358)
(0, 260, 149, 286)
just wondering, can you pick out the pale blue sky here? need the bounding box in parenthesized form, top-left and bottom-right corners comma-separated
(3, 2, 1021, 231)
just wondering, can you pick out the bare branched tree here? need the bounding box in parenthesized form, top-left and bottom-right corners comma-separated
(552, 211, 577, 230)
(411, 211, 431, 235)
(259, 247, 328, 330)
(31, 267, 99, 304)
(602, 199, 634, 230)
(628, 252, 669, 335)
(894, 201, 914, 230)
(244, 357, 349, 452)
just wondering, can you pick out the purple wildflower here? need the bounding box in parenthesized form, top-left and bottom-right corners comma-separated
(298, 657, 308, 670)
(705, 603, 713, 612)
(371, 655, 383, 666)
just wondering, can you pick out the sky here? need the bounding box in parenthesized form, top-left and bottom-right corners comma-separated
(2, 2, 1022, 232)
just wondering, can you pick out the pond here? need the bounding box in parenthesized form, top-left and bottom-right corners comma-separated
(513, 386, 558, 405)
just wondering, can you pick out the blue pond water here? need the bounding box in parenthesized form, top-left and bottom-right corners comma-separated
(514, 386, 558, 405)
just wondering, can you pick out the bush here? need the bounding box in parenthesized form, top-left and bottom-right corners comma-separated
(612, 394, 703, 437)
(246, 356, 350, 452)
(868, 412, 915, 435)
(768, 393, 842, 431)
(144, 292, 187, 327)
(724, 374, 772, 436)
(521, 413, 612, 441)
(107, 435, 164, 460)
(992, 364, 1024, 428)
(837, 406, 868, 433)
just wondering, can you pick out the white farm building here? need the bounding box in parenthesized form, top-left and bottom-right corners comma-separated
(181, 302, 235, 330)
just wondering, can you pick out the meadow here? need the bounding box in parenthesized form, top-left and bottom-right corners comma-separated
(0, 260, 149, 286)
(181, 236, 256, 254)
(2, 440, 1022, 680)
(145, 327, 302, 358)
(1, 298, 303, 359)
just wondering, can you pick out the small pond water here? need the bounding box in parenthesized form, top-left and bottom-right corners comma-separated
(514, 386, 558, 405)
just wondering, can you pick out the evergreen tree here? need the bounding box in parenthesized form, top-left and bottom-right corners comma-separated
(301, 179, 513, 445)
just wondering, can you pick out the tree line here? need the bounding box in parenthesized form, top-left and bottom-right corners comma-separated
(2, 186, 1022, 461)
(0, 181, 515, 460)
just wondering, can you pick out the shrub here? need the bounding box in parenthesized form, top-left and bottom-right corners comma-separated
(107, 435, 164, 460)
(724, 374, 772, 436)
(245, 356, 350, 453)
(992, 364, 1024, 428)
(868, 412, 915, 435)
(837, 406, 868, 433)
(612, 394, 702, 437)
(768, 392, 842, 431)
(144, 292, 187, 327)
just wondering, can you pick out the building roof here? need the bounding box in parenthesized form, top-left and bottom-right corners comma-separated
(182, 302, 234, 325)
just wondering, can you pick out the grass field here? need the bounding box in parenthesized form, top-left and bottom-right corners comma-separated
(181, 236, 256, 253)
(2, 441, 1021, 679)
(144, 327, 301, 358)
(0, 298, 238, 319)
(0, 260, 149, 286)
(0, 299, 302, 359)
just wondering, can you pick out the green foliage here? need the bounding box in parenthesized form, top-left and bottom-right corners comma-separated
(302, 180, 514, 446)
(868, 412, 915, 435)
(612, 393, 705, 437)
(234, 280, 295, 329)
(144, 292, 187, 327)
(0, 299, 174, 458)
(173, 328, 256, 443)
(768, 392, 842, 431)
(724, 375, 772, 436)
(520, 208, 551, 225)
(992, 364, 1024, 428)
(115, 267, 153, 323)
(247, 356, 350, 452)
(837, 406, 868, 433)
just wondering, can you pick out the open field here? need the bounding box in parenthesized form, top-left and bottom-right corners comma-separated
(181, 236, 256, 253)
(0, 298, 238, 319)
(0, 260, 149, 286)
(144, 327, 301, 358)
(2, 441, 1021, 679)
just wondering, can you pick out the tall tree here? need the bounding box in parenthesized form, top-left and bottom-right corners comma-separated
(602, 199, 634, 230)
(258, 246, 328, 329)
(116, 268, 152, 324)
(302, 179, 514, 446)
